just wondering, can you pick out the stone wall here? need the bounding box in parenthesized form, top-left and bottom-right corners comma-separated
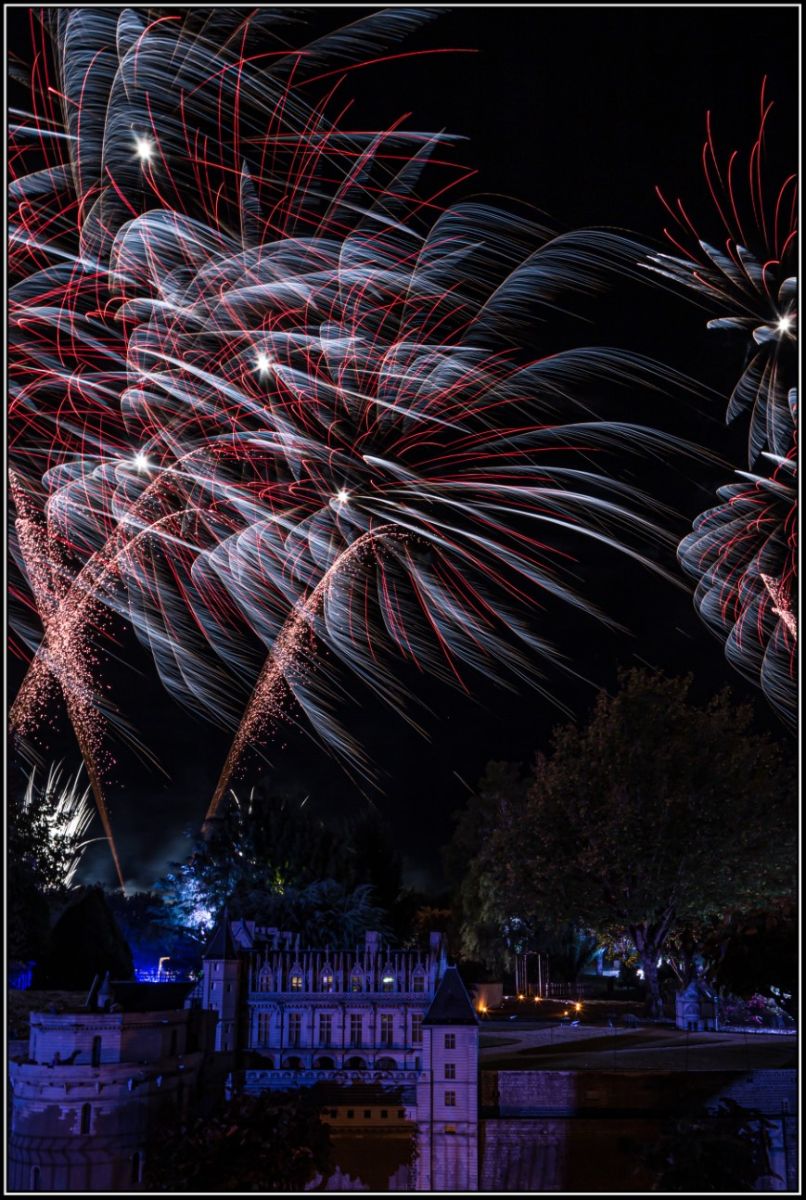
(480, 1069, 797, 1192)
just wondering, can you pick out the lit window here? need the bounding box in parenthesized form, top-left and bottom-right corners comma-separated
(290, 973, 303, 992)
(445, 1062, 456, 1079)
(382, 974, 395, 993)
(444, 1091, 456, 1107)
(350, 973, 363, 993)
(444, 1033, 456, 1050)
(445, 1124, 457, 1135)
(321, 972, 334, 993)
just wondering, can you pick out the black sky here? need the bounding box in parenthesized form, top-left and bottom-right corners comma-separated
(7, 6, 799, 890)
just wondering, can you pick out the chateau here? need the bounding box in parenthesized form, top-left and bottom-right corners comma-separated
(192, 915, 479, 1190)
(9, 917, 796, 1192)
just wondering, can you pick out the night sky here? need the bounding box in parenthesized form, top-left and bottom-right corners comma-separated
(7, 6, 798, 891)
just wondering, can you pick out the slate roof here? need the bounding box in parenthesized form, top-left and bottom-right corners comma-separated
(203, 908, 238, 960)
(422, 965, 478, 1026)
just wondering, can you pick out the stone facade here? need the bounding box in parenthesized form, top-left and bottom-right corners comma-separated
(7, 985, 216, 1192)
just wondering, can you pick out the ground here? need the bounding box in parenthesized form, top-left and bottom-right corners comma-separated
(479, 1021, 797, 1072)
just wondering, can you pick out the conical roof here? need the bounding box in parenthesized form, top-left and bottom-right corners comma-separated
(202, 908, 238, 960)
(422, 965, 478, 1026)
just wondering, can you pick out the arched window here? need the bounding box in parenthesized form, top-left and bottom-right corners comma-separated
(381, 967, 396, 993)
(257, 966, 273, 993)
(91, 1036, 102, 1067)
(350, 969, 363, 993)
(412, 969, 426, 994)
(289, 967, 303, 992)
(376, 1056, 397, 1072)
(80, 1103, 92, 1135)
(320, 967, 334, 993)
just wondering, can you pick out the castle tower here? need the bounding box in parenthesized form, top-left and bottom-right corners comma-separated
(415, 966, 479, 1191)
(201, 910, 241, 1053)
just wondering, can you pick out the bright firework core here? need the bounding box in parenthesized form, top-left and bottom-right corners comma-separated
(776, 314, 794, 336)
(134, 136, 154, 162)
(255, 352, 273, 375)
(132, 451, 151, 473)
(335, 489, 351, 506)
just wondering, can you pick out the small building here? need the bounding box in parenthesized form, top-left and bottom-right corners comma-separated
(8, 982, 216, 1192)
(675, 978, 719, 1032)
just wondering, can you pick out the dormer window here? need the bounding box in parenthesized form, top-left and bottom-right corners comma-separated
(350, 970, 364, 993)
(381, 969, 396, 993)
(257, 967, 273, 993)
(289, 968, 303, 992)
(412, 970, 426, 993)
(321, 968, 334, 993)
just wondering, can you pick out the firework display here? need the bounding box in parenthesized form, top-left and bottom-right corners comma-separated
(11, 9, 691, 870)
(648, 82, 798, 728)
(20, 763, 98, 891)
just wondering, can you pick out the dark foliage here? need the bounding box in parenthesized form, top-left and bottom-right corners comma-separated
(143, 1087, 332, 1192)
(638, 1099, 780, 1191)
(33, 886, 134, 989)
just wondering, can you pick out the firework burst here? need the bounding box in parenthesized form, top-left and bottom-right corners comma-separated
(648, 81, 797, 727)
(11, 8, 691, 866)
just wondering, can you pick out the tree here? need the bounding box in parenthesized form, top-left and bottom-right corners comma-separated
(155, 786, 348, 940)
(341, 808, 403, 915)
(144, 1088, 332, 1192)
(33, 886, 134, 989)
(8, 763, 97, 961)
(637, 1099, 780, 1191)
(235, 880, 389, 945)
(476, 671, 795, 1015)
(444, 762, 530, 970)
(105, 889, 204, 978)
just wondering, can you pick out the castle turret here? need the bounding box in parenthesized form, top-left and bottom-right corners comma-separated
(415, 965, 479, 1191)
(202, 909, 241, 1053)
